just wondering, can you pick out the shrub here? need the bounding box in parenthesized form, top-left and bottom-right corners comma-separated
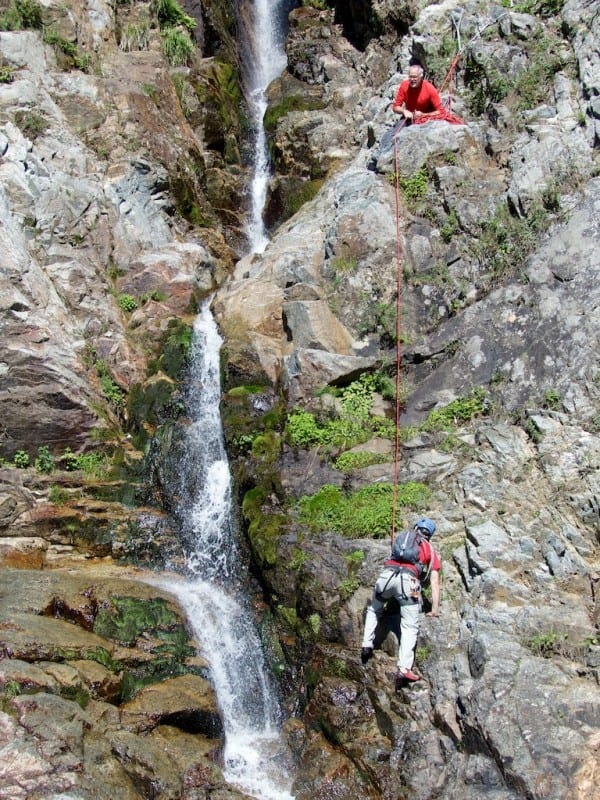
(35, 445, 55, 474)
(543, 389, 561, 411)
(0, 0, 43, 30)
(151, 0, 196, 32)
(60, 447, 108, 477)
(118, 293, 138, 312)
(13, 450, 30, 468)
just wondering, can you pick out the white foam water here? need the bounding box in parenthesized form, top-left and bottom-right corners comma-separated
(240, 0, 291, 253)
(156, 300, 295, 799)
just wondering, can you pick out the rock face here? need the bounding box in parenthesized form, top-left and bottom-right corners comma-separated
(0, 566, 247, 799)
(1, 0, 600, 799)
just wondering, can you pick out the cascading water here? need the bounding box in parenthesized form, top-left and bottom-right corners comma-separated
(157, 302, 295, 800)
(153, 4, 297, 795)
(239, 0, 292, 253)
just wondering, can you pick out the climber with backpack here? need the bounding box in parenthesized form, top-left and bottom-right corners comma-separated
(360, 518, 441, 682)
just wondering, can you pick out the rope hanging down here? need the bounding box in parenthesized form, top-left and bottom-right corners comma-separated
(388, 14, 509, 547)
(390, 123, 405, 548)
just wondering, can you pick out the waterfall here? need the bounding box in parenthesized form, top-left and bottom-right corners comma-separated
(157, 302, 295, 800)
(239, 0, 292, 253)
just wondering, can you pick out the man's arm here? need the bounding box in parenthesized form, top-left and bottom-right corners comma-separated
(426, 569, 440, 616)
(392, 83, 411, 118)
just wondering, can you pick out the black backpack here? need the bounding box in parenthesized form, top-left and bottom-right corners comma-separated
(391, 529, 422, 564)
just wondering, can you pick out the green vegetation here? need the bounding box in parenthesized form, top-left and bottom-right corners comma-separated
(286, 373, 395, 452)
(330, 255, 358, 274)
(263, 94, 326, 132)
(151, 0, 196, 32)
(42, 29, 92, 72)
(93, 595, 196, 700)
(148, 318, 193, 380)
(500, 0, 565, 18)
(525, 629, 595, 660)
(13, 450, 30, 468)
(297, 481, 431, 538)
(96, 359, 125, 409)
(0, 65, 14, 83)
(118, 293, 138, 313)
(34, 445, 54, 474)
(284, 178, 325, 218)
(48, 485, 69, 505)
(399, 167, 429, 205)
(512, 36, 565, 112)
(440, 208, 459, 243)
(161, 27, 195, 67)
(422, 387, 488, 432)
(543, 389, 561, 411)
(119, 18, 150, 52)
(334, 450, 389, 473)
(61, 447, 109, 477)
(471, 202, 549, 283)
(0, 0, 43, 30)
(149, 0, 196, 67)
(338, 575, 359, 600)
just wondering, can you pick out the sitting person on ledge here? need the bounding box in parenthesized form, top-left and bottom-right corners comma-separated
(392, 62, 444, 124)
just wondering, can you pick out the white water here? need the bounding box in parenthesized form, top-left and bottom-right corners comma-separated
(157, 303, 295, 800)
(240, 0, 290, 253)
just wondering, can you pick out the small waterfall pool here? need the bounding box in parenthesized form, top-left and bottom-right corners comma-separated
(155, 304, 295, 800)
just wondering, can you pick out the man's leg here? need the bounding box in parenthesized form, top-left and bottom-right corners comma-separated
(397, 602, 420, 672)
(362, 594, 385, 650)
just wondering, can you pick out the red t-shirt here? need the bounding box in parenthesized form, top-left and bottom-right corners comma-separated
(394, 79, 443, 114)
(384, 539, 440, 578)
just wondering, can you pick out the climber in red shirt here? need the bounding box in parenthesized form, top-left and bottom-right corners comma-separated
(392, 63, 443, 123)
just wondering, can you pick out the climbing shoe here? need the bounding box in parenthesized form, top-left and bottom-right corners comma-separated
(361, 647, 374, 664)
(396, 668, 421, 682)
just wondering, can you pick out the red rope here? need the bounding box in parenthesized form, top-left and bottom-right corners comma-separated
(391, 126, 404, 548)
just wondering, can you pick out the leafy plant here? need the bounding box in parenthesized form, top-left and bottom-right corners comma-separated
(96, 360, 124, 408)
(0, 0, 43, 30)
(35, 445, 55, 474)
(399, 168, 429, 204)
(118, 293, 138, 312)
(60, 447, 108, 477)
(151, 0, 196, 32)
(339, 576, 359, 600)
(526, 630, 564, 657)
(470, 202, 549, 283)
(43, 30, 91, 72)
(334, 450, 389, 473)
(13, 450, 29, 468)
